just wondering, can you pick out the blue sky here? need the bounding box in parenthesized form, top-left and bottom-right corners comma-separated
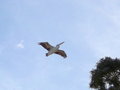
(1, 0, 120, 90)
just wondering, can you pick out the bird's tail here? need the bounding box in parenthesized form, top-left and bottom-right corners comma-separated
(46, 53, 48, 56)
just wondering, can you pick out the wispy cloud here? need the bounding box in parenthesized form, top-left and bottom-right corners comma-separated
(94, 0, 120, 27)
(83, 1, 120, 58)
(16, 40, 24, 49)
(0, 69, 22, 90)
(0, 45, 4, 55)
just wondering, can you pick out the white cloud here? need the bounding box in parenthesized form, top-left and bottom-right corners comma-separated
(16, 40, 24, 49)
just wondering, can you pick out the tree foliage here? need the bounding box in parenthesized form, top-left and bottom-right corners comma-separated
(90, 57, 120, 90)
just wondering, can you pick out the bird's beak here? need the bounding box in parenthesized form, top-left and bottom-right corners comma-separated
(57, 42, 64, 46)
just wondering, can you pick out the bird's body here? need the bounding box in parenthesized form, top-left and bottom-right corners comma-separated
(46, 46, 59, 56)
(38, 42, 67, 58)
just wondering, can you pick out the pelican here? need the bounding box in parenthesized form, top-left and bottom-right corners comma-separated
(38, 42, 67, 58)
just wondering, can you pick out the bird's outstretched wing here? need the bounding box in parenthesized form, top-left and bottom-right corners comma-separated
(38, 42, 53, 51)
(55, 50, 67, 58)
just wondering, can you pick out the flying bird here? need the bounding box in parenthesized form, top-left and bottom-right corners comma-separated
(38, 42, 67, 58)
